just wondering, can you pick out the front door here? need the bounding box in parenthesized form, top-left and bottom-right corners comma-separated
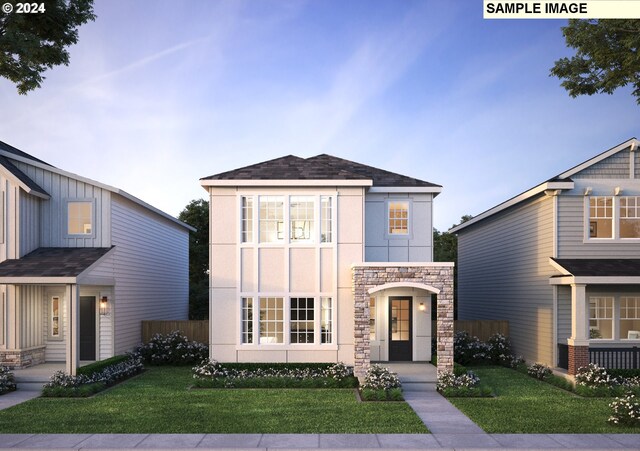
(79, 296, 96, 361)
(388, 297, 412, 361)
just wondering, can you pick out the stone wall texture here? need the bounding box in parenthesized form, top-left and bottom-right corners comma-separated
(352, 264, 454, 378)
(0, 346, 46, 369)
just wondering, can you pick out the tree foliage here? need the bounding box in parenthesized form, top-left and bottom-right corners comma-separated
(550, 19, 640, 104)
(178, 199, 209, 320)
(0, 0, 95, 94)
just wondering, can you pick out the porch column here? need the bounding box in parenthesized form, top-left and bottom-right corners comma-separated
(65, 284, 80, 375)
(568, 283, 589, 375)
(352, 267, 370, 380)
(436, 267, 454, 376)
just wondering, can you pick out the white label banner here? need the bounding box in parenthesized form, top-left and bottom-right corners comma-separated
(484, 1, 640, 19)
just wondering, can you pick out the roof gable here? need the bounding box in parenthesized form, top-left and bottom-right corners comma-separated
(0, 140, 53, 166)
(0, 155, 49, 198)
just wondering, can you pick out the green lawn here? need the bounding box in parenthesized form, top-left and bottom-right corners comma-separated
(449, 367, 640, 433)
(0, 367, 427, 434)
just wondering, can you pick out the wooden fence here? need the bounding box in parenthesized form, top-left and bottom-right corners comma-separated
(143, 319, 508, 344)
(141, 320, 209, 343)
(432, 320, 509, 341)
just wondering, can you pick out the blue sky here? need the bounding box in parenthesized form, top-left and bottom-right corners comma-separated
(1, 0, 638, 231)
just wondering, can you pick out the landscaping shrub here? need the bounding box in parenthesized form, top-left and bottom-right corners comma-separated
(609, 393, 640, 426)
(573, 363, 640, 398)
(0, 366, 17, 395)
(436, 369, 491, 397)
(527, 363, 552, 380)
(77, 355, 130, 377)
(609, 369, 640, 379)
(133, 330, 208, 365)
(360, 387, 403, 401)
(43, 355, 143, 397)
(575, 363, 614, 388)
(359, 365, 403, 401)
(453, 331, 518, 366)
(192, 360, 358, 389)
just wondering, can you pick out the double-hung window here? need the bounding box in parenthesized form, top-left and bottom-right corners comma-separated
(290, 196, 314, 242)
(320, 196, 332, 243)
(290, 297, 314, 343)
(388, 200, 410, 235)
(589, 297, 613, 339)
(589, 197, 613, 239)
(241, 196, 254, 243)
(620, 197, 640, 238)
(259, 196, 284, 243)
(621, 297, 640, 339)
(259, 297, 284, 344)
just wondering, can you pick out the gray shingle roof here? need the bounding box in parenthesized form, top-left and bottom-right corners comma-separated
(0, 140, 53, 166)
(0, 247, 114, 278)
(201, 154, 440, 187)
(551, 258, 640, 277)
(0, 155, 49, 197)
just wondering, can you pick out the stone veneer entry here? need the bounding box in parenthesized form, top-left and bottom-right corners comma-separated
(352, 263, 454, 378)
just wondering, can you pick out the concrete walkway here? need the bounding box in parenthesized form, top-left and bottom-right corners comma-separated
(0, 363, 62, 410)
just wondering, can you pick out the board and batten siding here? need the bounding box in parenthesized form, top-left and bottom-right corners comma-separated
(364, 193, 433, 262)
(557, 195, 640, 258)
(12, 159, 111, 248)
(111, 194, 189, 355)
(19, 191, 40, 256)
(457, 194, 556, 366)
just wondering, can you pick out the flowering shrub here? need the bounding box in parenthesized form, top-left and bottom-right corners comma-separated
(360, 365, 401, 391)
(133, 331, 208, 365)
(192, 360, 357, 388)
(454, 331, 517, 366)
(575, 363, 613, 388)
(436, 370, 480, 390)
(43, 355, 143, 397)
(528, 363, 552, 380)
(609, 393, 640, 425)
(0, 366, 17, 395)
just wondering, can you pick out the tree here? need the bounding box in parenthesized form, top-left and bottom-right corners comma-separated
(0, 0, 95, 94)
(550, 20, 640, 104)
(178, 199, 209, 320)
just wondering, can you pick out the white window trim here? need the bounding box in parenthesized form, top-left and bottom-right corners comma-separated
(585, 195, 640, 242)
(65, 198, 96, 238)
(49, 296, 62, 340)
(237, 295, 337, 350)
(385, 198, 413, 240)
(588, 293, 640, 343)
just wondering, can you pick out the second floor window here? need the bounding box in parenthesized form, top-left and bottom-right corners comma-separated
(620, 197, 640, 238)
(68, 201, 93, 235)
(589, 196, 613, 239)
(290, 196, 314, 241)
(259, 196, 284, 243)
(241, 196, 253, 243)
(388, 201, 409, 235)
(587, 196, 640, 240)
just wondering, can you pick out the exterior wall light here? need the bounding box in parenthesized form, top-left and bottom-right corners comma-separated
(418, 302, 426, 312)
(99, 296, 110, 316)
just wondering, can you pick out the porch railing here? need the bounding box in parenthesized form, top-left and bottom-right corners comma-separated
(589, 346, 640, 369)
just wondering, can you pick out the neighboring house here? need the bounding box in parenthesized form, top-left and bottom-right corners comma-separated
(200, 155, 454, 377)
(0, 140, 192, 375)
(451, 137, 640, 374)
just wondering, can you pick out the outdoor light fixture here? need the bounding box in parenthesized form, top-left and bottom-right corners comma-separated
(418, 302, 426, 312)
(99, 296, 109, 316)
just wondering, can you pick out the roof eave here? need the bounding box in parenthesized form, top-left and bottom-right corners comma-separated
(368, 186, 443, 195)
(200, 179, 373, 187)
(449, 181, 574, 233)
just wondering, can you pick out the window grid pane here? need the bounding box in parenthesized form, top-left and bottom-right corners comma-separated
(621, 297, 640, 339)
(290, 297, 315, 343)
(388, 202, 409, 235)
(241, 297, 253, 344)
(290, 196, 314, 241)
(68, 201, 92, 235)
(51, 297, 60, 337)
(369, 297, 376, 341)
(259, 297, 283, 343)
(321, 297, 332, 344)
(320, 196, 332, 243)
(589, 297, 613, 339)
(241, 197, 253, 243)
(259, 196, 284, 243)
(589, 197, 613, 238)
(620, 197, 640, 238)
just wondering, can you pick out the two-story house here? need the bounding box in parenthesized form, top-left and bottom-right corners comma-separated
(0, 140, 192, 375)
(452, 138, 640, 374)
(200, 154, 454, 377)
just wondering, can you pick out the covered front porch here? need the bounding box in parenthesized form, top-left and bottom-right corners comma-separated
(0, 247, 115, 375)
(551, 258, 640, 374)
(352, 263, 454, 378)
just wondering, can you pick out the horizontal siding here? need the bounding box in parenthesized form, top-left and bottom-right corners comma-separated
(13, 160, 111, 248)
(111, 195, 189, 354)
(557, 195, 640, 257)
(458, 195, 555, 366)
(557, 285, 571, 342)
(572, 151, 629, 179)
